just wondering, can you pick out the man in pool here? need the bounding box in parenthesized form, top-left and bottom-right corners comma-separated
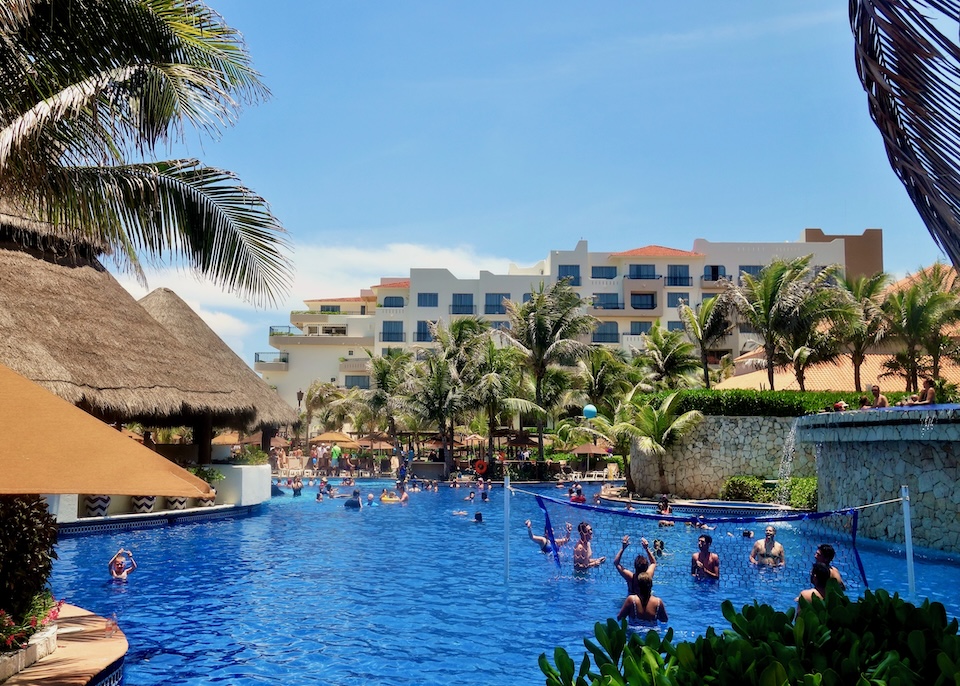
(870, 384, 889, 408)
(796, 562, 831, 606)
(815, 543, 846, 590)
(691, 534, 720, 581)
(750, 526, 785, 567)
(108, 547, 137, 580)
(573, 522, 606, 570)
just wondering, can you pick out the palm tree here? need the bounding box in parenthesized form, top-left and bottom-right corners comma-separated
(0, 0, 291, 304)
(726, 256, 826, 391)
(367, 348, 413, 448)
(402, 351, 463, 477)
(677, 295, 734, 389)
(503, 280, 597, 460)
(631, 320, 701, 390)
(573, 347, 633, 418)
(838, 273, 891, 392)
(632, 392, 703, 496)
(432, 316, 487, 465)
(304, 381, 345, 433)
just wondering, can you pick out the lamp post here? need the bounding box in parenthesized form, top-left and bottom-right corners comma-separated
(296, 389, 304, 448)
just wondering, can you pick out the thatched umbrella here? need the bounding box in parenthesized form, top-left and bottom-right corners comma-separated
(0, 245, 261, 429)
(139, 288, 296, 438)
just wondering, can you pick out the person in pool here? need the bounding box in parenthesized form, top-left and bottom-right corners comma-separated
(750, 526, 785, 567)
(344, 489, 362, 509)
(613, 535, 657, 594)
(573, 522, 606, 571)
(796, 562, 831, 606)
(525, 519, 572, 552)
(691, 534, 720, 581)
(814, 543, 846, 590)
(617, 573, 668, 624)
(108, 548, 137, 580)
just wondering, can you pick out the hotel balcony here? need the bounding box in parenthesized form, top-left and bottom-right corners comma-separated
(253, 351, 289, 372)
(591, 332, 620, 344)
(701, 275, 733, 289)
(268, 325, 373, 347)
(621, 334, 648, 350)
(588, 301, 628, 316)
(339, 358, 371, 373)
(665, 276, 693, 287)
(625, 273, 662, 281)
(379, 332, 406, 342)
(625, 300, 663, 317)
(414, 331, 434, 342)
(449, 305, 477, 315)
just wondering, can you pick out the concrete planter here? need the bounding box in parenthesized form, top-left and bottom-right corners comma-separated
(0, 625, 57, 682)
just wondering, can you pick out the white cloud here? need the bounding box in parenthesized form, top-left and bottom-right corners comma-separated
(114, 240, 515, 360)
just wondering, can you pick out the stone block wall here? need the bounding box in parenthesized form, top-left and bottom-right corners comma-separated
(629, 415, 816, 499)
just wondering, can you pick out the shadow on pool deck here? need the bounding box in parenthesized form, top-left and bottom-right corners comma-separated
(5, 604, 126, 686)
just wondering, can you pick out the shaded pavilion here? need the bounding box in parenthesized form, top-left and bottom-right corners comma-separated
(0, 234, 293, 463)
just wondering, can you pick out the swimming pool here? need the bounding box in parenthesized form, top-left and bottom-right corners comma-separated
(50, 480, 960, 686)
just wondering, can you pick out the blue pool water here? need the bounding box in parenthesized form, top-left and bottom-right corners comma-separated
(50, 480, 960, 686)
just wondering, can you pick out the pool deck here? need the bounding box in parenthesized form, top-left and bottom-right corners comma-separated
(6, 604, 125, 686)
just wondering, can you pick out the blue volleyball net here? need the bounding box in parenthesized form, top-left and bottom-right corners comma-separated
(524, 491, 868, 595)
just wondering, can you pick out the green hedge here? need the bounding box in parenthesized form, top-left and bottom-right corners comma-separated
(718, 475, 817, 510)
(540, 589, 960, 685)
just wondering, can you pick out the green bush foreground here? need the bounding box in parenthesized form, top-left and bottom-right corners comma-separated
(540, 589, 960, 685)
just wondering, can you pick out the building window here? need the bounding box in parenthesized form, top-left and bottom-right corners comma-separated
(484, 292, 510, 315)
(631, 293, 656, 310)
(630, 321, 652, 335)
(666, 265, 692, 287)
(522, 292, 533, 303)
(558, 265, 581, 286)
(344, 375, 370, 389)
(739, 265, 763, 279)
(417, 292, 438, 307)
(591, 266, 617, 279)
(593, 293, 622, 310)
(382, 296, 404, 308)
(667, 292, 689, 308)
(592, 321, 619, 343)
(380, 320, 404, 342)
(703, 265, 727, 281)
(739, 323, 757, 334)
(667, 320, 685, 331)
(628, 264, 658, 279)
(348, 350, 354, 356)
(451, 293, 475, 315)
(490, 321, 510, 331)
(319, 305, 340, 313)
(415, 321, 433, 342)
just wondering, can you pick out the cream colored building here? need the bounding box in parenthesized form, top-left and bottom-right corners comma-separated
(256, 229, 882, 410)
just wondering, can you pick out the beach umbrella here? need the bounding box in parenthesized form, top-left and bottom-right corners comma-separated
(570, 442, 612, 474)
(0, 364, 212, 497)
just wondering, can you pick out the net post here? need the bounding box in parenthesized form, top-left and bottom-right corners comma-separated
(504, 473, 511, 585)
(900, 484, 916, 601)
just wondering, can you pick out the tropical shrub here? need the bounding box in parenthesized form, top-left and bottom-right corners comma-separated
(718, 475, 768, 502)
(785, 476, 818, 510)
(0, 591, 63, 651)
(230, 445, 269, 465)
(189, 466, 225, 484)
(0, 496, 58, 629)
(540, 590, 960, 685)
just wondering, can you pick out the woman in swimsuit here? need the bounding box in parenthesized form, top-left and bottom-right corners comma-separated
(613, 535, 657, 594)
(617, 573, 667, 623)
(525, 520, 572, 552)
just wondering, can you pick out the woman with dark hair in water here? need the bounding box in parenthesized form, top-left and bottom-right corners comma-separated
(613, 535, 657, 594)
(617, 573, 667, 623)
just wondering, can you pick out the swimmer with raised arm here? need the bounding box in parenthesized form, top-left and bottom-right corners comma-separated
(617, 573, 668, 623)
(613, 535, 657, 594)
(573, 522, 606, 570)
(525, 519, 572, 553)
(109, 548, 137, 580)
(750, 526, 785, 567)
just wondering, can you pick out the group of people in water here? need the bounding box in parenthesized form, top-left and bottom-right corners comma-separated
(526, 501, 848, 625)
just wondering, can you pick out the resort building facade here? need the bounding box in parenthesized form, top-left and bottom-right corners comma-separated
(256, 229, 883, 410)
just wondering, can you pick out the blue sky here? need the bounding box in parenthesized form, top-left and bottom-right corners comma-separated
(116, 1, 947, 363)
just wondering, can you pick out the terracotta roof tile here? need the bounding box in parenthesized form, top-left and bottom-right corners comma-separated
(371, 279, 410, 289)
(609, 245, 703, 258)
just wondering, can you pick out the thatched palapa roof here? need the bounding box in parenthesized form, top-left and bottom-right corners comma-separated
(139, 288, 295, 430)
(0, 245, 266, 428)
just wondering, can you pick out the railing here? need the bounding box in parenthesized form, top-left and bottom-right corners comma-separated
(592, 333, 620, 343)
(414, 332, 433, 342)
(701, 274, 732, 285)
(627, 273, 661, 280)
(630, 302, 658, 310)
(269, 325, 299, 336)
(484, 306, 507, 315)
(665, 276, 693, 286)
(449, 305, 477, 315)
(592, 301, 624, 310)
(379, 332, 406, 342)
(254, 352, 289, 364)
(559, 276, 581, 286)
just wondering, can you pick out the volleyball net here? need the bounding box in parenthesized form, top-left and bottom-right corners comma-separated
(522, 491, 869, 594)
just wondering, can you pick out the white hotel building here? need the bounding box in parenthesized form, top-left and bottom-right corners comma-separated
(255, 229, 883, 410)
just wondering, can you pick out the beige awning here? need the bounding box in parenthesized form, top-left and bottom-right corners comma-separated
(0, 364, 213, 497)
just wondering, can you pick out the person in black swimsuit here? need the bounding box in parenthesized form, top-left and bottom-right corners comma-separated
(617, 573, 668, 623)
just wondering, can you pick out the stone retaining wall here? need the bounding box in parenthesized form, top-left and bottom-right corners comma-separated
(796, 408, 960, 554)
(629, 415, 816, 499)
